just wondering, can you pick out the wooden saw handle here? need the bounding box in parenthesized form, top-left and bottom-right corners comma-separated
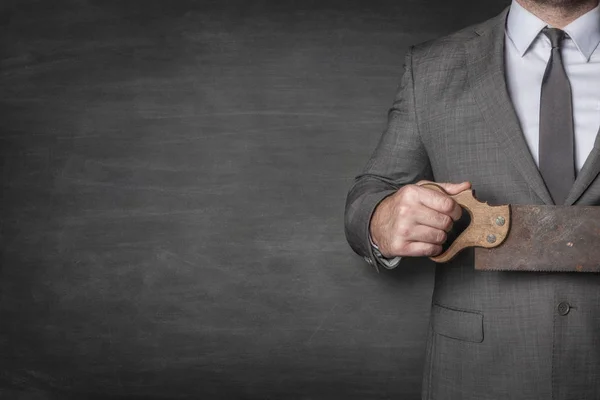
(418, 183, 511, 263)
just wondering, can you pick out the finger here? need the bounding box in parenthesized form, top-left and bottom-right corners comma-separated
(435, 181, 471, 195)
(432, 183, 469, 220)
(403, 224, 448, 244)
(411, 206, 455, 231)
(403, 241, 443, 257)
(442, 198, 463, 222)
(415, 180, 471, 195)
(416, 187, 461, 219)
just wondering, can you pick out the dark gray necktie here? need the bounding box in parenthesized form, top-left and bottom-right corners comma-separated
(539, 27, 575, 205)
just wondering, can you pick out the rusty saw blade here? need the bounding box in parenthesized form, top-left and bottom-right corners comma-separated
(420, 183, 600, 272)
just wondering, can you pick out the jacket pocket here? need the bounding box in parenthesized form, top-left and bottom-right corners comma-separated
(431, 303, 484, 343)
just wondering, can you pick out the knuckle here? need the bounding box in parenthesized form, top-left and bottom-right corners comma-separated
(428, 244, 442, 257)
(444, 217, 454, 231)
(398, 225, 412, 238)
(439, 214, 452, 230)
(401, 185, 419, 201)
(441, 197, 454, 212)
(396, 204, 409, 217)
(436, 230, 447, 244)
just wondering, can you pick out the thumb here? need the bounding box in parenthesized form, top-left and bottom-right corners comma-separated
(435, 181, 471, 195)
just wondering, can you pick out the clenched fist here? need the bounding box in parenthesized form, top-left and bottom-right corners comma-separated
(369, 180, 471, 258)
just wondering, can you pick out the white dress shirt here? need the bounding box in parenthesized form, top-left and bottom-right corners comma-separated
(506, 0, 600, 173)
(372, 0, 600, 269)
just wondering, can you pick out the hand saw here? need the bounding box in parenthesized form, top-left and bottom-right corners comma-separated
(420, 183, 600, 272)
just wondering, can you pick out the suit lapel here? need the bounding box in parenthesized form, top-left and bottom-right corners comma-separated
(464, 6, 554, 205)
(565, 128, 600, 205)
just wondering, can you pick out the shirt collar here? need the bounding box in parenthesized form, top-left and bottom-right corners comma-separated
(507, 0, 600, 61)
(563, 3, 600, 61)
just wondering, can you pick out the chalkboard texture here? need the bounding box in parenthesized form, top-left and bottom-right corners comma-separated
(0, 1, 508, 398)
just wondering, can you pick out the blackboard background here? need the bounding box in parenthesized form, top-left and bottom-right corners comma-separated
(0, 1, 508, 398)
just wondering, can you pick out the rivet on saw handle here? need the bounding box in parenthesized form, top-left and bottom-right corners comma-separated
(417, 183, 511, 263)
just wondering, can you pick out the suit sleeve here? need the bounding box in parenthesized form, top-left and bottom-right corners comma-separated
(344, 45, 433, 272)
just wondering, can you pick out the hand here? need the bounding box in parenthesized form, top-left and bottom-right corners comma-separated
(369, 180, 471, 258)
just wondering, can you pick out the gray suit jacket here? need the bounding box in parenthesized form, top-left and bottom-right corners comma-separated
(344, 6, 600, 400)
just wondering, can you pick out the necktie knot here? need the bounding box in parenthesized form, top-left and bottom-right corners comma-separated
(543, 27, 566, 49)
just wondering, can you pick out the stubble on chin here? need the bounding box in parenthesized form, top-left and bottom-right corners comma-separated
(526, 0, 597, 9)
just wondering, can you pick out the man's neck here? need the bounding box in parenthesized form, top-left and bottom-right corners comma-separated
(516, 0, 599, 27)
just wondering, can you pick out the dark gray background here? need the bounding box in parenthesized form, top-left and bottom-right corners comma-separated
(0, 1, 508, 398)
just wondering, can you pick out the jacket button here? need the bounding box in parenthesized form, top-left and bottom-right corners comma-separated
(557, 302, 570, 316)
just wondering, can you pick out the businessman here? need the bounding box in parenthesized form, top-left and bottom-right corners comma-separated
(344, 0, 600, 398)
